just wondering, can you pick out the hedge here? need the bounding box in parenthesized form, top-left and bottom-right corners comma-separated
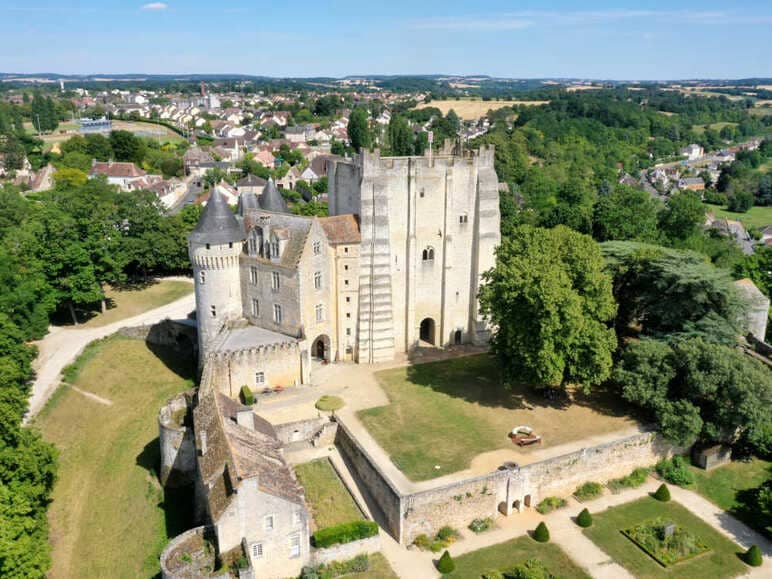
(312, 520, 379, 548)
(240, 385, 255, 405)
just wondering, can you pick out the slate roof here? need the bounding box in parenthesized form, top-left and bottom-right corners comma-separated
(319, 214, 361, 245)
(236, 173, 267, 188)
(245, 211, 313, 270)
(259, 178, 289, 213)
(236, 191, 259, 216)
(189, 187, 245, 244)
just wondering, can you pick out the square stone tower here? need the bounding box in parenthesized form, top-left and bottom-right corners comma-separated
(327, 146, 500, 363)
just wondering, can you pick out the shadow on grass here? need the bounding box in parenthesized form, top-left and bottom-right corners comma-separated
(50, 279, 162, 327)
(147, 339, 197, 383)
(403, 353, 633, 418)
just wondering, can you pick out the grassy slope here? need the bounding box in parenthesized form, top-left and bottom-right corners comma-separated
(705, 203, 772, 229)
(294, 458, 363, 529)
(35, 336, 195, 578)
(357, 354, 635, 481)
(446, 535, 591, 578)
(74, 280, 192, 328)
(584, 497, 746, 578)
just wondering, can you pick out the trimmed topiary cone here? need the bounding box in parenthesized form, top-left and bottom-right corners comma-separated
(744, 544, 762, 567)
(533, 521, 550, 542)
(577, 508, 593, 528)
(437, 550, 455, 573)
(654, 483, 671, 502)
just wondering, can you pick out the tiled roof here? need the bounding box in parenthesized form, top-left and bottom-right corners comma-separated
(319, 214, 361, 245)
(91, 161, 146, 178)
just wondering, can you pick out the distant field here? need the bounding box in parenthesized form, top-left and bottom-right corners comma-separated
(112, 120, 184, 142)
(414, 98, 548, 120)
(692, 121, 738, 134)
(706, 203, 772, 229)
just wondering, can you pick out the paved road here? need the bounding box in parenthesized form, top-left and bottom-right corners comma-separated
(25, 281, 195, 421)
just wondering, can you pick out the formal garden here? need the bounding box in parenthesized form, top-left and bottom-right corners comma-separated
(357, 354, 637, 481)
(584, 497, 748, 578)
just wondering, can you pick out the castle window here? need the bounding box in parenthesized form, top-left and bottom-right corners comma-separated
(344, 279, 349, 286)
(346, 313, 351, 318)
(419, 189, 425, 198)
(289, 533, 301, 558)
(206, 243, 210, 250)
(314, 271, 322, 290)
(273, 304, 283, 324)
(346, 297, 351, 303)
(315, 304, 324, 322)
(255, 371, 265, 385)
(313, 241, 321, 255)
(459, 214, 468, 224)
(270, 241, 280, 258)
(271, 271, 280, 291)
(251, 542, 263, 559)
(228, 242, 233, 248)
(264, 515, 275, 531)
(251, 298, 259, 316)
(422, 247, 435, 261)
(344, 264, 349, 271)
(346, 328, 351, 336)
(199, 271, 206, 285)
(249, 236, 258, 255)
(210, 305, 216, 317)
(293, 511, 301, 525)
(344, 247, 348, 253)
(250, 266, 258, 285)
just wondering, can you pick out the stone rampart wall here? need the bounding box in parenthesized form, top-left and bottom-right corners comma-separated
(311, 535, 381, 566)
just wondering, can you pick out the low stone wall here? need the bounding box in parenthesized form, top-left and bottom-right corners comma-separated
(334, 420, 403, 541)
(311, 534, 381, 566)
(160, 526, 223, 579)
(273, 416, 336, 447)
(118, 318, 197, 350)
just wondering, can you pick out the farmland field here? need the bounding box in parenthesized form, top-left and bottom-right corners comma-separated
(414, 98, 548, 120)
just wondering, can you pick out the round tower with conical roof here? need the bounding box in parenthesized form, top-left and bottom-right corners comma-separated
(188, 187, 245, 364)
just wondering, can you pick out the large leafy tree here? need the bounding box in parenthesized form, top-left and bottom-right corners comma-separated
(614, 337, 772, 452)
(387, 115, 414, 156)
(658, 191, 705, 240)
(479, 225, 617, 390)
(108, 130, 146, 164)
(347, 107, 371, 153)
(593, 185, 660, 242)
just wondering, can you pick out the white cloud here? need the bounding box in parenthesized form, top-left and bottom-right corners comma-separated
(413, 17, 532, 31)
(141, 2, 168, 10)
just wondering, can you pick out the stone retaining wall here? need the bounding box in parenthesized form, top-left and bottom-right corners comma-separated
(311, 535, 381, 566)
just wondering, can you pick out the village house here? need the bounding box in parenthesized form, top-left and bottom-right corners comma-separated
(89, 160, 147, 191)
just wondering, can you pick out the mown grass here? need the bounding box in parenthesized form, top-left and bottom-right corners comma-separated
(294, 458, 363, 529)
(444, 535, 591, 578)
(584, 497, 747, 578)
(35, 335, 196, 578)
(357, 354, 635, 481)
(705, 203, 772, 229)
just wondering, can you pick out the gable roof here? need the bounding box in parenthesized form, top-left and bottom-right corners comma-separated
(90, 161, 145, 178)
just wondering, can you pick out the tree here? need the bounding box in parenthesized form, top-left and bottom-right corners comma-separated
(108, 130, 146, 164)
(576, 508, 593, 527)
(53, 168, 88, 189)
(347, 107, 371, 153)
(388, 115, 413, 156)
(593, 185, 660, 242)
(533, 522, 550, 542)
(658, 191, 705, 240)
(653, 484, 671, 502)
(436, 550, 455, 573)
(727, 191, 754, 213)
(479, 226, 617, 390)
(613, 337, 772, 451)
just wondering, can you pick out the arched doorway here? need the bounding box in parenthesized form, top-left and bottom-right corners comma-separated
(419, 318, 436, 345)
(454, 330, 462, 345)
(311, 335, 330, 362)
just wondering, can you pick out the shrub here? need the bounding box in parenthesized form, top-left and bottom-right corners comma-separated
(412, 534, 431, 550)
(469, 517, 493, 533)
(315, 395, 344, 412)
(654, 483, 671, 502)
(535, 496, 567, 514)
(309, 554, 370, 578)
(240, 385, 255, 405)
(437, 526, 459, 542)
(577, 508, 593, 528)
(312, 520, 378, 548)
(655, 456, 695, 487)
(533, 522, 550, 542)
(574, 482, 603, 501)
(430, 541, 444, 553)
(743, 544, 763, 567)
(437, 550, 455, 573)
(502, 559, 552, 579)
(608, 467, 650, 492)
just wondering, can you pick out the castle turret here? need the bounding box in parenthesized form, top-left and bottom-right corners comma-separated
(259, 177, 289, 213)
(189, 188, 245, 364)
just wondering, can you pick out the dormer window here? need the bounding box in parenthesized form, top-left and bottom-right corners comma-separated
(271, 241, 280, 258)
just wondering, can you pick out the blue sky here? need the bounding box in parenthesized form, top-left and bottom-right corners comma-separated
(1, 1, 771, 78)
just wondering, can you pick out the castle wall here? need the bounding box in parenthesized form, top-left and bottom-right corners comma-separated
(297, 221, 336, 359)
(241, 256, 302, 337)
(207, 342, 303, 397)
(330, 243, 360, 361)
(158, 392, 197, 487)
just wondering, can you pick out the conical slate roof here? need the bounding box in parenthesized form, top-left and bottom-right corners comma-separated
(259, 178, 288, 213)
(236, 191, 259, 216)
(189, 187, 245, 244)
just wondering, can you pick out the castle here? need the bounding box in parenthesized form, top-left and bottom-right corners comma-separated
(190, 145, 501, 396)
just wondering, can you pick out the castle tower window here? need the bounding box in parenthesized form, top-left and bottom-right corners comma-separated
(210, 305, 216, 317)
(250, 266, 258, 285)
(199, 271, 206, 284)
(459, 214, 469, 224)
(251, 298, 259, 316)
(255, 371, 265, 385)
(422, 247, 435, 261)
(206, 243, 210, 250)
(314, 271, 322, 290)
(315, 304, 324, 322)
(273, 304, 283, 324)
(271, 271, 280, 291)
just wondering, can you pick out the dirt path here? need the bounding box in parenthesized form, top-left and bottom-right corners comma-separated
(25, 278, 194, 421)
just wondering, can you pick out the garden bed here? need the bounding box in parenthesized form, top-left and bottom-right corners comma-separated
(622, 517, 710, 567)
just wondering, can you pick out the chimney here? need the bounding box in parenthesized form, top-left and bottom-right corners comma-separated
(236, 409, 254, 430)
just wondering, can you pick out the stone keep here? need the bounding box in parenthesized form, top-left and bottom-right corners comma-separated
(189, 188, 246, 363)
(328, 145, 500, 363)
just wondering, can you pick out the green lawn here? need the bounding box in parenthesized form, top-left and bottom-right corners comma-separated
(692, 122, 738, 134)
(294, 458, 363, 530)
(35, 335, 196, 578)
(705, 203, 772, 229)
(445, 535, 590, 578)
(357, 354, 636, 481)
(689, 458, 771, 538)
(585, 497, 748, 578)
(348, 553, 399, 579)
(64, 279, 192, 327)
